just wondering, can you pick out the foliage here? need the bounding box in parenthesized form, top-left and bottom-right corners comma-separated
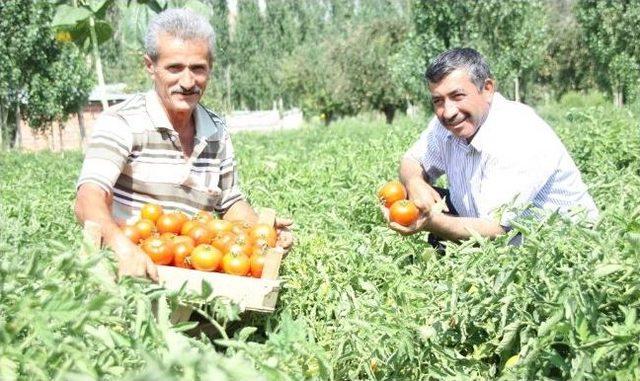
(2, 101, 640, 379)
(575, 0, 640, 105)
(0, 0, 93, 143)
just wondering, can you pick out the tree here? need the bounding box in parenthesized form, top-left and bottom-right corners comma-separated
(576, 0, 640, 106)
(0, 0, 93, 148)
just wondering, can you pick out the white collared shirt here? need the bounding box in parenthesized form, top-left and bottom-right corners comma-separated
(405, 93, 599, 226)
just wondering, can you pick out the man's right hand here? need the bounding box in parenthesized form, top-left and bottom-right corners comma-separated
(108, 232, 159, 282)
(405, 179, 449, 216)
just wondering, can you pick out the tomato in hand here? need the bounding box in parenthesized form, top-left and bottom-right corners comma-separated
(190, 244, 222, 272)
(141, 203, 163, 223)
(389, 200, 419, 226)
(141, 236, 174, 265)
(249, 224, 277, 247)
(378, 180, 407, 208)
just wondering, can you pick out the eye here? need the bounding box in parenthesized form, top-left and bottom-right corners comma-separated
(453, 93, 466, 100)
(166, 65, 183, 73)
(432, 98, 443, 106)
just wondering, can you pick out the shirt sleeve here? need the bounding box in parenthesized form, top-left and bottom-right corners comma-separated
(214, 129, 244, 213)
(476, 144, 559, 227)
(76, 114, 133, 194)
(403, 117, 445, 183)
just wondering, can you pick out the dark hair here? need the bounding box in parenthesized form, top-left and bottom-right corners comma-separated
(425, 48, 493, 89)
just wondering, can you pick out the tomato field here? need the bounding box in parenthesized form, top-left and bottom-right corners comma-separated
(1, 103, 639, 380)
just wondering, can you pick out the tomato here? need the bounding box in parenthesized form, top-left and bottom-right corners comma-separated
(249, 224, 277, 247)
(212, 231, 237, 253)
(141, 236, 174, 265)
(159, 232, 177, 241)
(389, 200, 419, 226)
(378, 180, 407, 208)
(135, 219, 156, 240)
(222, 251, 250, 276)
(173, 241, 194, 268)
(187, 224, 215, 246)
(206, 219, 234, 236)
(231, 220, 252, 235)
(251, 244, 267, 258)
(140, 203, 163, 223)
(171, 234, 195, 247)
(122, 225, 141, 244)
(193, 210, 215, 224)
(172, 211, 189, 228)
(180, 220, 201, 236)
(190, 244, 222, 272)
(156, 213, 182, 234)
(250, 251, 266, 278)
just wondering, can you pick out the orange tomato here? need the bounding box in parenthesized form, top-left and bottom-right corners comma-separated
(222, 251, 250, 276)
(170, 234, 195, 247)
(250, 251, 266, 278)
(156, 213, 182, 234)
(180, 220, 201, 236)
(206, 219, 234, 236)
(135, 219, 156, 241)
(122, 225, 141, 244)
(212, 231, 236, 253)
(187, 224, 214, 246)
(140, 203, 163, 223)
(378, 180, 407, 208)
(141, 236, 174, 265)
(172, 211, 189, 228)
(190, 244, 222, 272)
(389, 200, 419, 226)
(193, 210, 215, 224)
(173, 241, 194, 268)
(249, 224, 277, 247)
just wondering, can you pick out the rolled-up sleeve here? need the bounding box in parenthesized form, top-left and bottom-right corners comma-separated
(403, 118, 445, 184)
(76, 114, 132, 194)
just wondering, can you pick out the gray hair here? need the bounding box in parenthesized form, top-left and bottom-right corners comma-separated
(145, 8, 215, 62)
(425, 48, 493, 89)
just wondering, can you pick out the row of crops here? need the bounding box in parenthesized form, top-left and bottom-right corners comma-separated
(1, 103, 639, 380)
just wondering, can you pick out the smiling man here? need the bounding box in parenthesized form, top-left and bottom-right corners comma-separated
(75, 9, 292, 280)
(386, 48, 598, 244)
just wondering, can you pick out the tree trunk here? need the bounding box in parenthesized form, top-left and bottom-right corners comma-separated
(227, 0, 238, 42)
(0, 102, 4, 149)
(77, 104, 86, 148)
(225, 65, 232, 110)
(257, 0, 267, 18)
(59, 123, 64, 151)
(613, 85, 623, 107)
(514, 76, 520, 103)
(89, 16, 109, 111)
(383, 105, 396, 124)
(13, 102, 21, 149)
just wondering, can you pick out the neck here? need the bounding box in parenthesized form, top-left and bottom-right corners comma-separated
(168, 111, 194, 135)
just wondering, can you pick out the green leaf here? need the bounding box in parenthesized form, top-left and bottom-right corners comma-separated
(594, 264, 625, 278)
(52, 5, 91, 27)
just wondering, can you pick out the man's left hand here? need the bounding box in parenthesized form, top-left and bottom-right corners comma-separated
(275, 217, 294, 254)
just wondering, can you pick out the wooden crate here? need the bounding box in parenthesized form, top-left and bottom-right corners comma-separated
(82, 208, 284, 314)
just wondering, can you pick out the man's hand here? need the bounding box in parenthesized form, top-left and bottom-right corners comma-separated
(379, 203, 430, 235)
(107, 232, 159, 282)
(405, 179, 449, 216)
(275, 217, 294, 254)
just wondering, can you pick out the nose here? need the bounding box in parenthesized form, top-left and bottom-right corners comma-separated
(442, 99, 458, 121)
(179, 70, 196, 90)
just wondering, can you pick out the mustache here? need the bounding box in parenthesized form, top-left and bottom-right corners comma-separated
(170, 86, 202, 95)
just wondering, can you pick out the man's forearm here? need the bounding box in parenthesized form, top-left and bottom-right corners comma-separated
(424, 213, 505, 242)
(399, 157, 428, 187)
(75, 184, 121, 244)
(222, 199, 258, 225)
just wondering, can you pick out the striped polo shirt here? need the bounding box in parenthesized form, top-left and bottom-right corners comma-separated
(77, 90, 243, 222)
(405, 93, 599, 226)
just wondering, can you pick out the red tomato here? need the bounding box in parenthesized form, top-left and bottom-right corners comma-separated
(190, 244, 222, 272)
(156, 213, 182, 234)
(378, 180, 407, 208)
(141, 236, 174, 265)
(140, 203, 163, 223)
(135, 219, 156, 241)
(222, 251, 250, 276)
(389, 200, 419, 226)
(249, 224, 277, 247)
(122, 225, 141, 244)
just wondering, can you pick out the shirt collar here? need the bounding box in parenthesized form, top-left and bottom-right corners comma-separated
(145, 90, 220, 141)
(468, 92, 505, 153)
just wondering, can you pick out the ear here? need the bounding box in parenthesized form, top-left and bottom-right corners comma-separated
(482, 78, 495, 101)
(144, 54, 155, 77)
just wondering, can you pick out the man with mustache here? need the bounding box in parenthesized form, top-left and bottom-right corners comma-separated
(74, 9, 292, 280)
(384, 48, 598, 245)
